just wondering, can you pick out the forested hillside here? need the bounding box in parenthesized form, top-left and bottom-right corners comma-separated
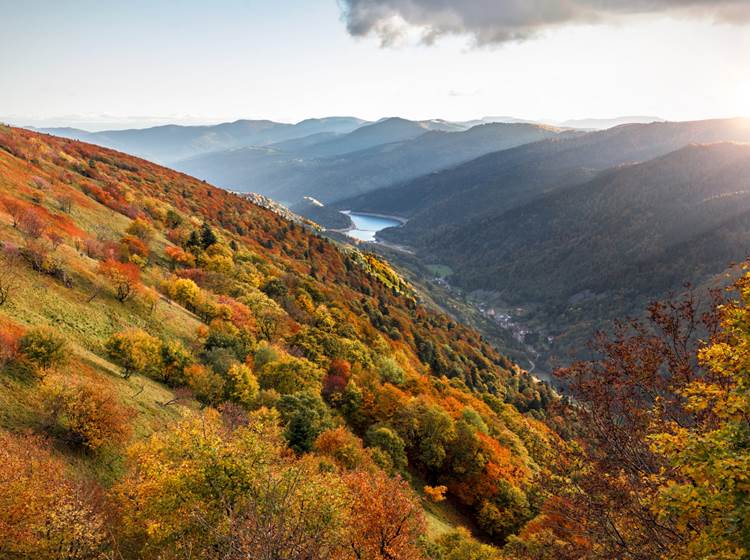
(338, 118, 750, 366)
(426, 142, 750, 362)
(351, 117, 750, 235)
(0, 126, 557, 558)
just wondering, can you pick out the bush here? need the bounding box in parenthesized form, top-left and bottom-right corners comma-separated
(160, 340, 193, 385)
(365, 425, 408, 474)
(125, 218, 154, 242)
(314, 426, 371, 471)
(377, 356, 405, 385)
(226, 363, 259, 408)
(0, 430, 107, 558)
(184, 364, 225, 407)
(257, 356, 324, 395)
(277, 391, 332, 453)
(19, 327, 67, 373)
(98, 259, 141, 303)
(41, 376, 133, 450)
(166, 277, 200, 308)
(0, 326, 22, 368)
(106, 329, 163, 379)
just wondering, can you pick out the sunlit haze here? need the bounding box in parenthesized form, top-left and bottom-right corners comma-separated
(1, 0, 749, 129)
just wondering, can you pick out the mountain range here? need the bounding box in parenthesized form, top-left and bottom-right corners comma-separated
(176, 120, 564, 207)
(4, 111, 750, 557)
(34, 116, 368, 163)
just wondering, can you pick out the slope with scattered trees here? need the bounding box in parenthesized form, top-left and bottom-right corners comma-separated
(0, 125, 556, 559)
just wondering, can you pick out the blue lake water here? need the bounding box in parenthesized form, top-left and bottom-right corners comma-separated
(342, 211, 403, 242)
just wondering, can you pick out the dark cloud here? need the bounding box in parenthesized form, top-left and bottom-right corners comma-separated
(338, 0, 750, 46)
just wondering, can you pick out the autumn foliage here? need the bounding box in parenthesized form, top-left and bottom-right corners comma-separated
(0, 105, 745, 559)
(98, 259, 141, 302)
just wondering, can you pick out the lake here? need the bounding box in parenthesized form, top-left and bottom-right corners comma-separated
(341, 211, 403, 242)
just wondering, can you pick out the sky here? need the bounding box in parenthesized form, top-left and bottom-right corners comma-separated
(1, 0, 748, 130)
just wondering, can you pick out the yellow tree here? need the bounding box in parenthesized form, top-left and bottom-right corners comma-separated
(650, 272, 750, 560)
(116, 408, 349, 559)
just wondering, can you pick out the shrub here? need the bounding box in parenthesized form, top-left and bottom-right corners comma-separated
(41, 376, 133, 450)
(277, 391, 332, 453)
(119, 234, 150, 262)
(428, 528, 500, 560)
(19, 327, 67, 373)
(98, 259, 141, 302)
(253, 342, 280, 370)
(314, 427, 371, 471)
(165, 246, 195, 269)
(257, 356, 324, 395)
(160, 340, 193, 385)
(0, 246, 19, 307)
(0, 326, 22, 368)
(0, 430, 107, 558)
(365, 425, 408, 474)
(226, 363, 259, 408)
(166, 277, 200, 308)
(378, 356, 405, 385)
(106, 329, 163, 379)
(125, 218, 154, 242)
(184, 364, 225, 406)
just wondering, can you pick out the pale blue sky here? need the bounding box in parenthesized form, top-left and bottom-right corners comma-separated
(1, 0, 748, 129)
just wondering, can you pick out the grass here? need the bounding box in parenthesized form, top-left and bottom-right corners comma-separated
(409, 472, 479, 540)
(0, 210, 201, 484)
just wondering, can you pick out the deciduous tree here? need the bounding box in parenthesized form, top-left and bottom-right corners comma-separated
(343, 469, 426, 560)
(98, 259, 141, 302)
(41, 375, 133, 450)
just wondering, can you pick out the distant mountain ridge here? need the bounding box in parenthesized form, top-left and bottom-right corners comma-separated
(426, 141, 750, 363)
(560, 115, 666, 129)
(175, 121, 564, 205)
(355, 118, 750, 240)
(320, 117, 750, 367)
(296, 117, 466, 158)
(33, 117, 369, 163)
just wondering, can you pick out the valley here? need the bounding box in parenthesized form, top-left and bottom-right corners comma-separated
(5, 2, 750, 558)
(44, 114, 750, 376)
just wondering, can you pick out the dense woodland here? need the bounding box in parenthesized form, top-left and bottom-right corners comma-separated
(0, 126, 747, 559)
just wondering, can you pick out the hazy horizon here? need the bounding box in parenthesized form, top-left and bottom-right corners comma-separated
(0, 113, 682, 133)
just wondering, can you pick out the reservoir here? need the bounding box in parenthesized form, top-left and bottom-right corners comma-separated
(341, 211, 404, 242)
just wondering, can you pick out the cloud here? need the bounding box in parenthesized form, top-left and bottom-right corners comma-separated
(338, 0, 750, 46)
(448, 89, 480, 97)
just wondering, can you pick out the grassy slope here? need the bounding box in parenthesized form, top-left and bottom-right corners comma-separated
(0, 140, 203, 483)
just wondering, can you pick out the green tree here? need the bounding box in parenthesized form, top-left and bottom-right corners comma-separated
(116, 409, 347, 559)
(257, 355, 324, 395)
(278, 391, 332, 453)
(19, 327, 67, 373)
(200, 222, 218, 249)
(226, 363, 259, 408)
(365, 425, 408, 474)
(399, 398, 457, 470)
(106, 329, 163, 379)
